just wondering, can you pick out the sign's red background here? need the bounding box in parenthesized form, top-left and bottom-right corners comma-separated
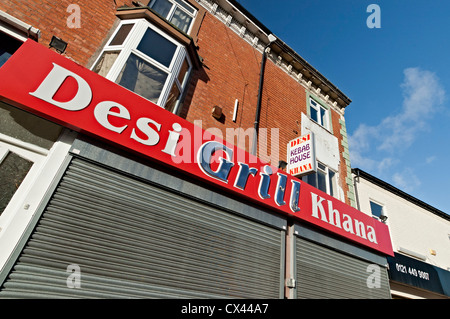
(0, 40, 394, 256)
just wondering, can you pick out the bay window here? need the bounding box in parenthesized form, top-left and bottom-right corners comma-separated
(92, 19, 192, 114)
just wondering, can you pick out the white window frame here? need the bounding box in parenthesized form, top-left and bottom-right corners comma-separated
(148, 0, 197, 34)
(309, 97, 330, 130)
(369, 199, 384, 219)
(0, 21, 76, 273)
(92, 19, 192, 114)
(303, 162, 337, 197)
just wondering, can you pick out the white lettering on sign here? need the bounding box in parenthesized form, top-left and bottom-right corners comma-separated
(395, 263, 430, 280)
(30, 63, 92, 111)
(22, 60, 391, 253)
(311, 193, 378, 244)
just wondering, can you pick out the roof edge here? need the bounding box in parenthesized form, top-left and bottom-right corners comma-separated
(352, 168, 450, 221)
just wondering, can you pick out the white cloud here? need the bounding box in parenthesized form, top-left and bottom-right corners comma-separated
(392, 168, 421, 193)
(348, 67, 445, 176)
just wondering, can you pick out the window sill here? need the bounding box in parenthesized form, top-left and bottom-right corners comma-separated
(115, 7, 202, 69)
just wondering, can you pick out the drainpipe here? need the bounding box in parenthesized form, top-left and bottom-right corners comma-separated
(251, 34, 277, 156)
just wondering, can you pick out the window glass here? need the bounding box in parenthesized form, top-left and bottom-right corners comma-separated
(117, 53, 168, 104)
(110, 23, 134, 46)
(317, 169, 327, 193)
(177, 58, 189, 85)
(310, 106, 318, 123)
(370, 201, 384, 219)
(165, 82, 181, 113)
(137, 28, 177, 67)
(309, 98, 329, 130)
(0, 102, 62, 150)
(171, 8, 192, 33)
(0, 32, 22, 68)
(93, 19, 192, 113)
(174, 0, 195, 14)
(93, 51, 120, 77)
(328, 170, 336, 197)
(151, 0, 173, 17)
(320, 107, 327, 127)
(0, 151, 33, 215)
(306, 173, 317, 189)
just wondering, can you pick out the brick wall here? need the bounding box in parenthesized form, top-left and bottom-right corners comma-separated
(0, 0, 134, 66)
(183, 11, 351, 205)
(0, 1, 353, 205)
(183, 13, 307, 162)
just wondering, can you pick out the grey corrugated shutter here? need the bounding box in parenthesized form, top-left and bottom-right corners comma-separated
(296, 237, 390, 299)
(0, 158, 284, 298)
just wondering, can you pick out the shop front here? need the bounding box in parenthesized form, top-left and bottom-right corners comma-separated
(0, 40, 393, 298)
(388, 252, 450, 299)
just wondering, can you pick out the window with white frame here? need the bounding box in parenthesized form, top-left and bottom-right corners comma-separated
(303, 162, 337, 197)
(309, 98, 329, 130)
(148, 0, 197, 34)
(92, 19, 192, 114)
(369, 200, 385, 220)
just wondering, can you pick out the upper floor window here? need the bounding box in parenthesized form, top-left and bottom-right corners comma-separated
(148, 0, 197, 34)
(0, 32, 22, 68)
(92, 19, 192, 114)
(309, 98, 330, 130)
(370, 200, 386, 221)
(304, 162, 337, 197)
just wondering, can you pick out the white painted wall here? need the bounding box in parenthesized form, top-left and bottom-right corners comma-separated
(354, 173, 450, 271)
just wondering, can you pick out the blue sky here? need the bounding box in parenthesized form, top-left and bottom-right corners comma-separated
(237, 0, 450, 214)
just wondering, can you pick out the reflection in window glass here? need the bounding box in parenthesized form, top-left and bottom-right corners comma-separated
(177, 58, 189, 85)
(0, 152, 33, 215)
(117, 53, 168, 104)
(150, 0, 172, 17)
(171, 8, 192, 33)
(137, 28, 177, 67)
(93, 51, 120, 77)
(164, 82, 180, 113)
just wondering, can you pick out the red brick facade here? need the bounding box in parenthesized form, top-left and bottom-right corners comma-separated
(0, 0, 352, 205)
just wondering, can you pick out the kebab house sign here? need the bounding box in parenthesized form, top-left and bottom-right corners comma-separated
(0, 40, 393, 256)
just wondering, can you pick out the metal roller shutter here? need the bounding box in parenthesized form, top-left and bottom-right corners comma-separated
(0, 158, 284, 298)
(296, 237, 391, 299)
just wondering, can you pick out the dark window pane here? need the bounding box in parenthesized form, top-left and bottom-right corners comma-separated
(310, 106, 318, 123)
(137, 28, 177, 67)
(164, 82, 180, 113)
(305, 173, 317, 188)
(317, 170, 327, 193)
(150, 0, 173, 18)
(320, 107, 327, 127)
(117, 53, 168, 104)
(110, 24, 134, 46)
(174, 0, 195, 14)
(0, 152, 33, 215)
(0, 32, 22, 68)
(328, 170, 336, 197)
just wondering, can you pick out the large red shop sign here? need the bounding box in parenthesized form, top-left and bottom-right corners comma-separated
(0, 40, 393, 256)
